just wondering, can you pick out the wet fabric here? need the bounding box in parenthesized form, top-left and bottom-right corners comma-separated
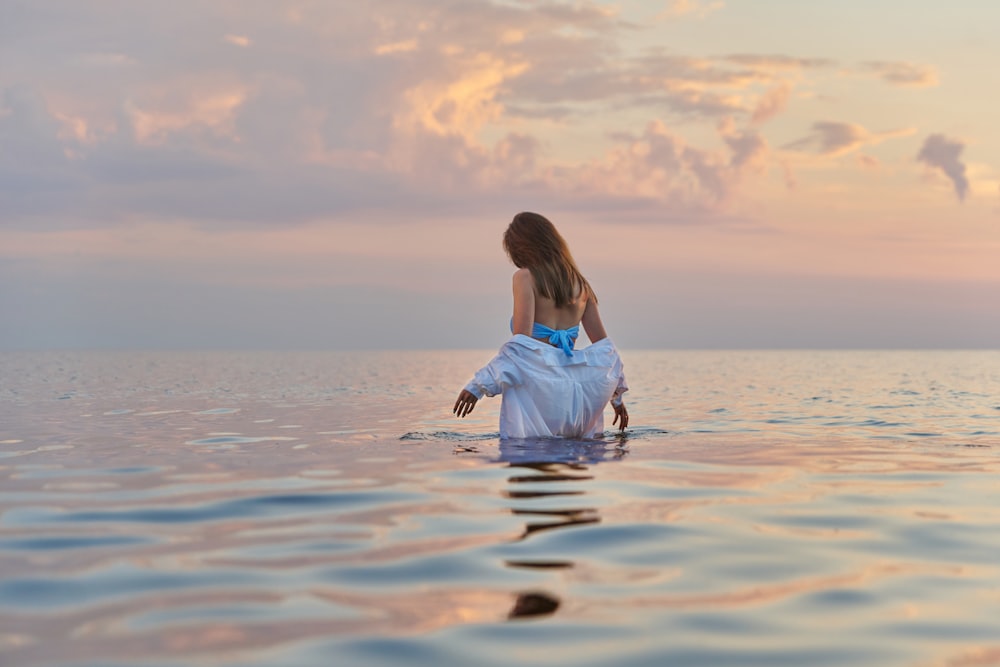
(464, 335, 628, 439)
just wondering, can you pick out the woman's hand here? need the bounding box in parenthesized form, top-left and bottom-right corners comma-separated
(612, 401, 629, 431)
(453, 389, 478, 418)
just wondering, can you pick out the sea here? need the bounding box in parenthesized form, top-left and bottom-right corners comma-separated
(1, 349, 999, 667)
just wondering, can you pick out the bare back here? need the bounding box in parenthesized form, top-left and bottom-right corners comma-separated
(533, 287, 587, 330)
(511, 268, 608, 344)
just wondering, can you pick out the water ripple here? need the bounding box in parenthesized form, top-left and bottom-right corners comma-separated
(23, 490, 424, 525)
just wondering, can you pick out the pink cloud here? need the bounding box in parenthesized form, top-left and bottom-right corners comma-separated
(722, 54, 835, 70)
(857, 154, 880, 169)
(657, 0, 725, 20)
(544, 118, 770, 216)
(750, 83, 791, 125)
(916, 134, 969, 202)
(0, 0, 960, 235)
(860, 61, 939, 88)
(784, 121, 915, 156)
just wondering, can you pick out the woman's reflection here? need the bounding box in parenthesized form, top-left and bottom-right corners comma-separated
(497, 436, 626, 620)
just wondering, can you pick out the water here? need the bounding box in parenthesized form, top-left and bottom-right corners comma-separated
(1, 350, 999, 667)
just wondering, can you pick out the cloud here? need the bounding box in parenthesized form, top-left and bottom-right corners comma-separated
(721, 122, 768, 173)
(504, 51, 766, 120)
(224, 34, 251, 48)
(857, 154, 880, 169)
(779, 159, 797, 191)
(722, 54, 836, 71)
(860, 61, 938, 88)
(126, 86, 249, 145)
(635, 53, 769, 87)
(74, 52, 139, 67)
(544, 117, 770, 218)
(0, 0, 795, 230)
(2, 1, 936, 232)
(750, 83, 791, 125)
(0, 86, 84, 219)
(0, 86, 68, 167)
(784, 121, 916, 156)
(375, 39, 418, 56)
(657, 0, 725, 20)
(0, 82, 420, 226)
(785, 121, 868, 155)
(506, 48, 836, 123)
(916, 134, 969, 202)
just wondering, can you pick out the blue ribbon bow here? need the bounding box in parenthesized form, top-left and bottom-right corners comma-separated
(532, 322, 579, 356)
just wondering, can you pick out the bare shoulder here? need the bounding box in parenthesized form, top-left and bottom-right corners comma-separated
(580, 278, 598, 307)
(512, 267, 534, 288)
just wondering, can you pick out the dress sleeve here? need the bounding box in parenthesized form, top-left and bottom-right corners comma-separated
(463, 342, 522, 399)
(610, 349, 629, 407)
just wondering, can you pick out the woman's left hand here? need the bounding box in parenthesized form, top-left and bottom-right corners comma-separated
(453, 389, 478, 418)
(612, 401, 629, 431)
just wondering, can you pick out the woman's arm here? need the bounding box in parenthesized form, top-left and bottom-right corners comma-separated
(510, 268, 535, 336)
(584, 299, 628, 430)
(580, 297, 608, 343)
(453, 342, 523, 419)
(456, 270, 533, 420)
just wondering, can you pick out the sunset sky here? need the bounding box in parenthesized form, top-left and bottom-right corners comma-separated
(2, 0, 998, 349)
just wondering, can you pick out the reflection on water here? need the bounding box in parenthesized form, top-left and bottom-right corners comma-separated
(1, 350, 999, 667)
(498, 437, 623, 620)
(508, 591, 561, 620)
(497, 437, 629, 465)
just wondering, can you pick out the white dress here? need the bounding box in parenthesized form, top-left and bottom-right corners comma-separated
(464, 335, 628, 439)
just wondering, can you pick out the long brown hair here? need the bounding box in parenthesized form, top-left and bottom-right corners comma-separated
(502, 212, 594, 308)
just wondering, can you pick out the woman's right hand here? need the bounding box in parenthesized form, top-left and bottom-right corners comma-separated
(453, 389, 478, 418)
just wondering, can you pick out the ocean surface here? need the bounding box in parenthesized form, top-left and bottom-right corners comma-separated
(1, 349, 999, 667)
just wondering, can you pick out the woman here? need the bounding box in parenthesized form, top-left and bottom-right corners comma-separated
(453, 212, 629, 439)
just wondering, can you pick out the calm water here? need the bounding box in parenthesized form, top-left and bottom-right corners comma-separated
(1, 350, 999, 667)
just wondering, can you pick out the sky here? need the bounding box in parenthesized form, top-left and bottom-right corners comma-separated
(1, 0, 998, 350)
